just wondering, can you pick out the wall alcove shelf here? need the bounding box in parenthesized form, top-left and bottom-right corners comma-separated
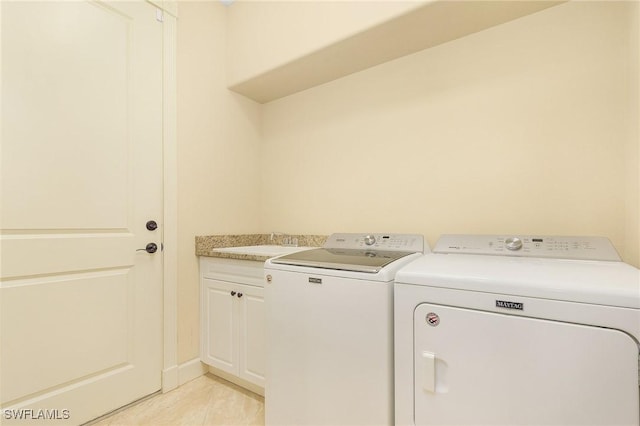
(228, 0, 565, 104)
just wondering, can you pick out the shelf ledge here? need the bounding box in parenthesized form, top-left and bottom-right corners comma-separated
(228, 0, 565, 104)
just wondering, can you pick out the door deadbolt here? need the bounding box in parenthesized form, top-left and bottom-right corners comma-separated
(146, 220, 158, 231)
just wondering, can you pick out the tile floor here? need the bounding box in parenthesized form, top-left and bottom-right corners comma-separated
(88, 374, 264, 426)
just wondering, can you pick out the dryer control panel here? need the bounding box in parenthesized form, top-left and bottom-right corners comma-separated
(434, 235, 621, 261)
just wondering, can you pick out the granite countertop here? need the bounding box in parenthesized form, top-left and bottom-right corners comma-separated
(196, 234, 328, 262)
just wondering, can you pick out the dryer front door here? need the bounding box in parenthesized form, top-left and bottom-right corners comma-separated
(414, 303, 639, 425)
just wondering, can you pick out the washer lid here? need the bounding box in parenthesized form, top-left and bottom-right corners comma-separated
(270, 248, 417, 273)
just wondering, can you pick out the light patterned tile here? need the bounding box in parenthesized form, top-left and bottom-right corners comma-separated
(88, 374, 264, 426)
(203, 379, 264, 426)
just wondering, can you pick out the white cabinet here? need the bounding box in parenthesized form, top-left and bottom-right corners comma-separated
(200, 257, 265, 391)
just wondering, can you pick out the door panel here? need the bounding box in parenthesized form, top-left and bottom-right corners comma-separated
(414, 303, 639, 425)
(2, 271, 129, 402)
(2, 1, 130, 230)
(1, 1, 163, 424)
(1, 234, 134, 279)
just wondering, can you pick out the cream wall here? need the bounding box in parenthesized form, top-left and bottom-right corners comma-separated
(176, 0, 639, 365)
(177, 1, 261, 363)
(260, 1, 640, 266)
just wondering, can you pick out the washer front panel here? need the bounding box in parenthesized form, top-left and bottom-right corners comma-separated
(265, 268, 395, 425)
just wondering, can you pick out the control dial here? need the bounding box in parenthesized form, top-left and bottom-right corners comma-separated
(505, 237, 523, 251)
(364, 235, 376, 246)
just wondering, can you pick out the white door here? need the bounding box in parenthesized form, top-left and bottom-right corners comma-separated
(414, 303, 639, 425)
(1, 1, 163, 424)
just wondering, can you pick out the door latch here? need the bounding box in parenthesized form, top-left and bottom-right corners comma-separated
(137, 243, 158, 254)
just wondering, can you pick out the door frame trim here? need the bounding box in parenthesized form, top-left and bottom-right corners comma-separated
(160, 4, 179, 393)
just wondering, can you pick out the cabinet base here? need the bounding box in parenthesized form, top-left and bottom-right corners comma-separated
(206, 365, 265, 397)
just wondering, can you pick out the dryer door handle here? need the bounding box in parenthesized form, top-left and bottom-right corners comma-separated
(422, 351, 436, 393)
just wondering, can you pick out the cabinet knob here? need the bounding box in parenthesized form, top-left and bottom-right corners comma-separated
(237, 293, 243, 298)
(230, 291, 237, 296)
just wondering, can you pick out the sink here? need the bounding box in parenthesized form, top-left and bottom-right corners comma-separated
(211, 245, 314, 258)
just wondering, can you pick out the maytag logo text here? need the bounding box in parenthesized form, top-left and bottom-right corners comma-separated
(496, 300, 524, 310)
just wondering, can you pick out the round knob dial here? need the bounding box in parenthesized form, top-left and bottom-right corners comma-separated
(364, 235, 376, 246)
(505, 237, 523, 251)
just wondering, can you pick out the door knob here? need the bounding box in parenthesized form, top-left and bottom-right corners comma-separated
(137, 243, 158, 254)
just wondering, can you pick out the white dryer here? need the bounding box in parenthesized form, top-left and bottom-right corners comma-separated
(394, 235, 640, 426)
(264, 233, 425, 426)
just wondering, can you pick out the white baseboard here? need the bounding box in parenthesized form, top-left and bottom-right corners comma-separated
(161, 366, 178, 392)
(162, 358, 207, 392)
(178, 358, 208, 386)
(163, 359, 264, 397)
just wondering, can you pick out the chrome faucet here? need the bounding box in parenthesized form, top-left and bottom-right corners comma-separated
(270, 232, 283, 242)
(283, 236, 298, 247)
(270, 232, 298, 247)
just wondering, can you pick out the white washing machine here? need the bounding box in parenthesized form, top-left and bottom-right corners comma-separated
(264, 233, 426, 426)
(394, 234, 640, 426)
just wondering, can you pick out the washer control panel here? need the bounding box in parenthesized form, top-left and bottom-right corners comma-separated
(324, 233, 426, 253)
(434, 235, 621, 261)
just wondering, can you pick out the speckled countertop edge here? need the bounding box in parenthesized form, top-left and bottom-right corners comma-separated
(195, 234, 328, 261)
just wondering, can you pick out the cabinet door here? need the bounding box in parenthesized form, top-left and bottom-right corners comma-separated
(201, 278, 238, 375)
(238, 284, 266, 387)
